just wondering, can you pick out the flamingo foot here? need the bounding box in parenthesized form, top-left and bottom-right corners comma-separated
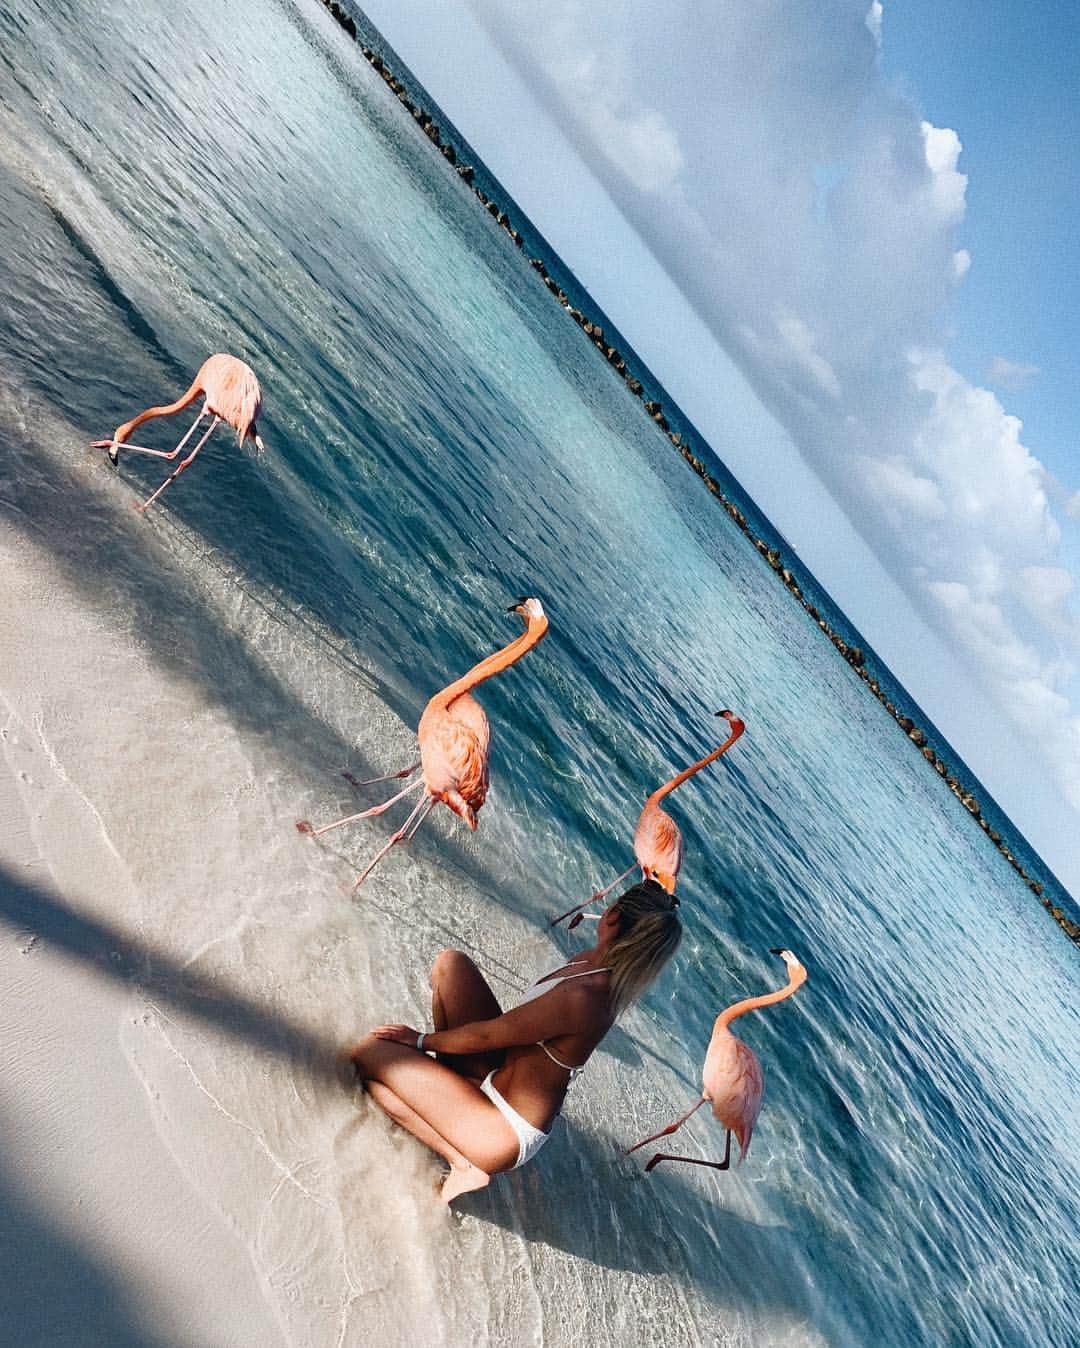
(623, 1098, 708, 1155)
(644, 1151, 731, 1174)
(551, 865, 637, 927)
(343, 760, 421, 790)
(550, 897, 596, 928)
(643, 1130, 733, 1175)
(295, 778, 425, 840)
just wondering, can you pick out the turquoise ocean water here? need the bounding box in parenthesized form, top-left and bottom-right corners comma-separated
(0, 1, 1077, 1343)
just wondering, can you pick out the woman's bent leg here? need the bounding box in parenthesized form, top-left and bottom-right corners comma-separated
(351, 1035, 519, 1176)
(430, 949, 504, 1080)
(366, 1082, 490, 1202)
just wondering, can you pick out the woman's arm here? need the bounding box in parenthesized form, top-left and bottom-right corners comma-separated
(373, 982, 601, 1055)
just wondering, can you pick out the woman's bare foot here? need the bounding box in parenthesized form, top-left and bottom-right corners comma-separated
(440, 1163, 490, 1204)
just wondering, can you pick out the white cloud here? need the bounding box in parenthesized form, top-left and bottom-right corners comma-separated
(507, 15, 686, 191)
(860, 456, 946, 523)
(777, 316, 842, 398)
(865, 1, 883, 46)
(921, 122, 967, 222)
(464, 0, 1080, 821)
(743, 313, 842, 402)
(907, 350, 1058, 562)
(987, 355, 1040, 390)
(1019, 565, 1078, 640)
(588, 103, 685, 191)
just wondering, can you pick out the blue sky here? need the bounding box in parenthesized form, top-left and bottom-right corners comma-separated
(883, 1, 1080, 538)
(359, 0, 1080, 894)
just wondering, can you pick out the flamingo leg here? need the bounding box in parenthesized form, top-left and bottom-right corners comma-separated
(551, 863, 637, 927)
(623, 1096, 707, 1155)
(95, 441, 187, 459)
(645, 1131, 732, 1174)
(296, 777, 424, 836)
(343, 761, 421, 789)
(93, 408, 208, 463)
(134, 416, 220, 512)
(158, 407, 208, 460)
(403, 795, 436, 841)
(352, 794, 435, 890)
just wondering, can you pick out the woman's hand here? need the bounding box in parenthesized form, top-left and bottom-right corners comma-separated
(372, 1024, 424, 1048)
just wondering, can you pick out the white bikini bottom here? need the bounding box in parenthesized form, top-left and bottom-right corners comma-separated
(480, 1071, 550, 1169)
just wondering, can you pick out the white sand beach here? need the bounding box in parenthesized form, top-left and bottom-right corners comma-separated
(0, 397, 802, 1346)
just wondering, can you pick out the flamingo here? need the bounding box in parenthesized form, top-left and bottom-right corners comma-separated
(296, 597, 549, 888)
(624, 948, 806, 1173)
(92, 353, 265, 512)
(551, 710, 744, 927)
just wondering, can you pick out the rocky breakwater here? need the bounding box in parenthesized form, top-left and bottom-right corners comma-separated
(321, 2, 1079, 950)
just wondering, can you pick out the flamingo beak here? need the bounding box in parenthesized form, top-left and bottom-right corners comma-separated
(769, 947, 783, 955)
(507, 596, 528, 613)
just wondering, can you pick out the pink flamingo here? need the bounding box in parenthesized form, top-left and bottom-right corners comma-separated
(551, 710, 744, 927)
(297, 597, 549, 888)
(92, 353, 265, 511)
(625, 948, 806, 1173)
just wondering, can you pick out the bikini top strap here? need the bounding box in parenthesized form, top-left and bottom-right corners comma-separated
(536, 1039, 585, 1076)
(551, 965, 610, 984)
(531, 965, 610, 1078)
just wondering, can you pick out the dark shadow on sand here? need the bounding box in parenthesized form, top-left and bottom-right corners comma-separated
(0, 861, 342, 1086)
(0, 861, 844, 1335)
(455, 1114, 843, 1332)
(0, 1150, 184, 1348)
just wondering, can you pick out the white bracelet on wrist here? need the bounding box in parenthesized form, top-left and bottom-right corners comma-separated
(416, 1032, 426, 1052)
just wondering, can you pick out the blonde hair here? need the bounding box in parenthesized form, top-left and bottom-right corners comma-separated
(605, 879, 682, 1017)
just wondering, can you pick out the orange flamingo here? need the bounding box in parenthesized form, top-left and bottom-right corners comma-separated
(551, 709, 744, 927)
(625, 948, 807, 1173)
(297, 597, 549, 888)
(92, 353, 265, 512)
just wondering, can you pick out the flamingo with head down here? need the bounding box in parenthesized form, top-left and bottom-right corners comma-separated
(297, 597, 549, 888)
(93, 352, 265, 512)
(624, 947, 807, 1173)
(551, 709, 744, 928)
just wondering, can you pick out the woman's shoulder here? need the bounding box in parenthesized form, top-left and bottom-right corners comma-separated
(555, 965, 612, 1007)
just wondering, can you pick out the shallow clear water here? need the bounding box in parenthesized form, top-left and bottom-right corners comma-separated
(1, 1, 1077, 1344)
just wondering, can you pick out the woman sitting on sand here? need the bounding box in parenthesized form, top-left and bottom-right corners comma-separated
(351, 880, 682, 1202)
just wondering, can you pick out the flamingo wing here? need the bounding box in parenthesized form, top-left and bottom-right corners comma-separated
(704, 1036, 764, 1160)
(635, 803, 684, 890)
(419, 695, 490, 812)
(199, 354, 262, 443)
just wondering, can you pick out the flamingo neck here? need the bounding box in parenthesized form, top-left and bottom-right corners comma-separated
(435, 614, 548, 708)
(648, 725, 744, 805)
(118, 380, 202, 439)
(717, 967, 806, 1031)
